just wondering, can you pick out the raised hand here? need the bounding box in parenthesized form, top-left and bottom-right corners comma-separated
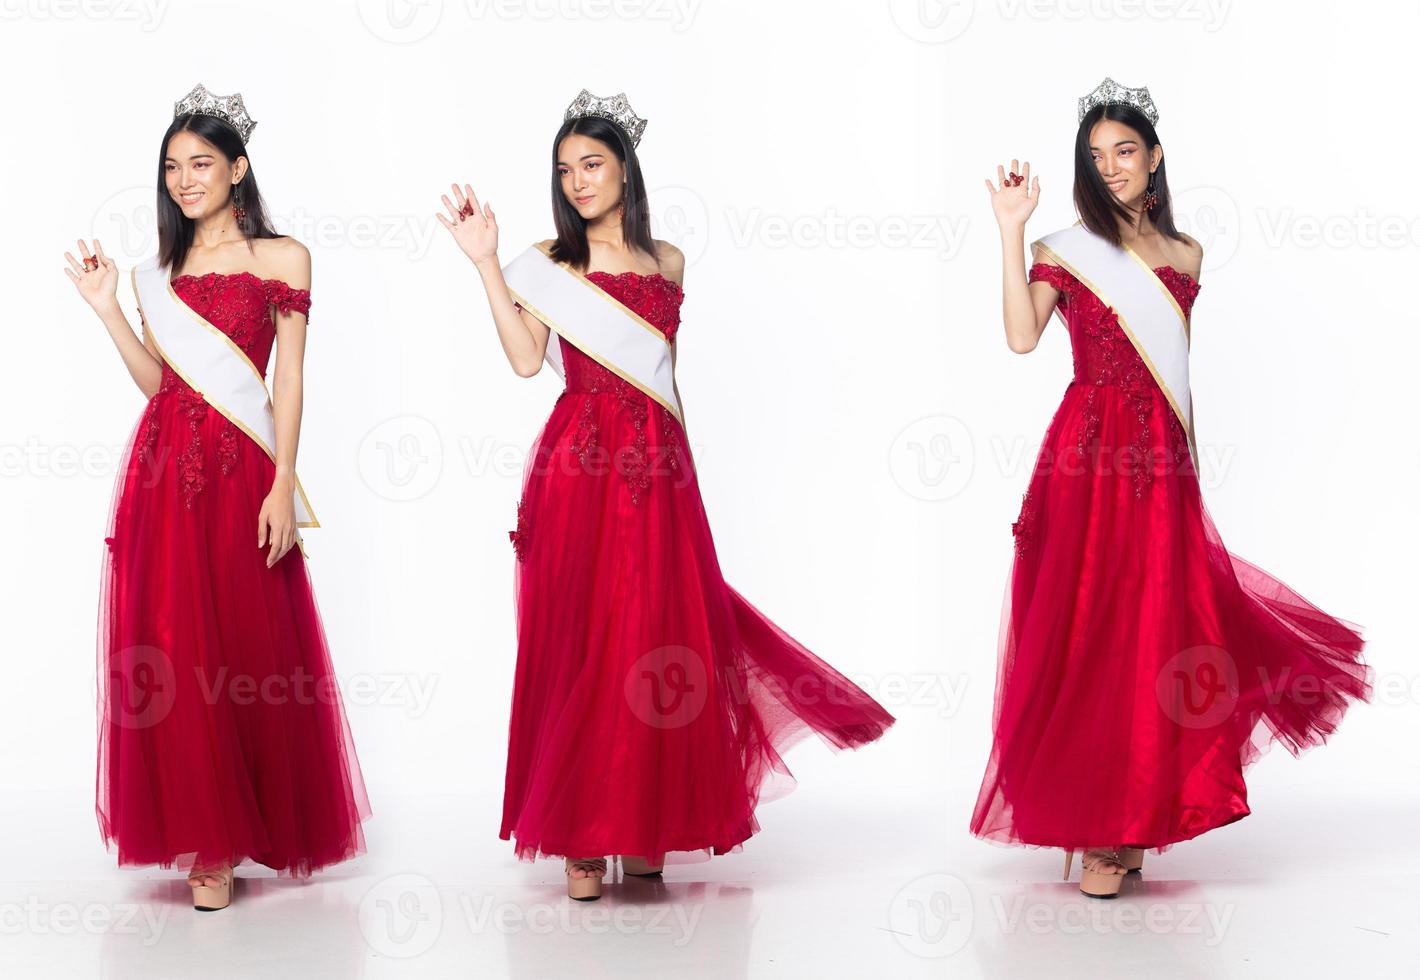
(984, 159, 1040, 230)
(64, 238, 119, 311)
(437, 183, 499, 266)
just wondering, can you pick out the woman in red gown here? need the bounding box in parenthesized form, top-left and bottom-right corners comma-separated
(436, 91, 894, 900)
(972, 81, 1371, 897)
(67, 88, 370, 911)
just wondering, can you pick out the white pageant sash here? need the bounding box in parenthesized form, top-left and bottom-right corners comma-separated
(1033, 223, 1198, 469)
(131, 257, 318, 528)
(500, 243, 683, 425)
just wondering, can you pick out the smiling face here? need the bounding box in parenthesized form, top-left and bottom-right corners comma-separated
(1088, 118, 1162, 208)
(164, 129, 247, 221)
(556, 132, 625, 221)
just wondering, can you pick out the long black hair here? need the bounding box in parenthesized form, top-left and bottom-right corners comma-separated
(1073, 103, 1184, 248)
(547, 115, 656, 272)
(156, 113, 278, 273)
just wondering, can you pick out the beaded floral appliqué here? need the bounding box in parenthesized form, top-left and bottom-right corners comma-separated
(1011, 487, 1040, 557)
(146, 272, 312, 506)
(509, 497, 531, 561)
(1028, 261, 1200, 499)
(578, 271, 684, 505)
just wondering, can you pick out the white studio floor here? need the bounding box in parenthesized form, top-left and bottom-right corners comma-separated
(2, 781, 1415, 979)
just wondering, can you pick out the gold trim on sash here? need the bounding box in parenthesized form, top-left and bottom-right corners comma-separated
(1032, 241, 1200, 474)
(531, 241, 675, 349)
(509, 247, 685, 428)
(133, 267, 320, 529)
(1120, 244, 1191, 347)
(1050, 219, 1192, 343)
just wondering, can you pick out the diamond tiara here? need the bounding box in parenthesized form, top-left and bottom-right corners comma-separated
(564, 89, 648, 148)
(173, 83, 257, 143)
(1077, 77, 1159, 127)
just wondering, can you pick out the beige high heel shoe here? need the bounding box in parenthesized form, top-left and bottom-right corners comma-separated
(1063, 848, 1126, 899)
(187, 865, 235, 912)
(565, 857, 608, 901)
(1118, 847, 1145, 874)
(617, 854, 664, 878)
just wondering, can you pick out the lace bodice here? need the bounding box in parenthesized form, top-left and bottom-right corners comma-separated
(510, 270, 686, 522)
(559, 270, 682, 394)
(1028, 261, 1199, 390)
(167, 271, 312, 373)
(140, 272, 312, 509)
(1027, 261, 1202, 500)
(584, 269, 683, 340)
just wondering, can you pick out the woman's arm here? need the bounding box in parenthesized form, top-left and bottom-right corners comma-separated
(1175, 231, 1204, 283)
(437, 183, 550, 377)
(658, 241, 688, 442)
(984, 160, 1057, 353)
(65, 238, 163, 397)
(261, 237, 312, 568)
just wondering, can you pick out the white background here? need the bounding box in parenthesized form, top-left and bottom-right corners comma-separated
(1, 0, 1416, 976)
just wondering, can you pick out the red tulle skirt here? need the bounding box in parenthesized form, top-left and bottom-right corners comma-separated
(501, 386, 895, 863)
(970, 382, 1371, 852)
(97, 382, 371, 876)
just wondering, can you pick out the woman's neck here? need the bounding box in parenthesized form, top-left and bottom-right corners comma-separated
(192, 212, 244, 249)
(585, 213, 626, 254)
(1117, 209, 1155, 244)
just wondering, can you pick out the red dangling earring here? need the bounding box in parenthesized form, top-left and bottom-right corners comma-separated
(617, 200, 626, 221)
(231, 181, 247, 224)
(1142, 171, 1159, 211)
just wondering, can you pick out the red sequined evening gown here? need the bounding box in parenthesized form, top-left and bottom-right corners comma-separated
(969, 261, 1371, 852)
(98, 271, 371, 876)
(502, 270, 895, 863)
